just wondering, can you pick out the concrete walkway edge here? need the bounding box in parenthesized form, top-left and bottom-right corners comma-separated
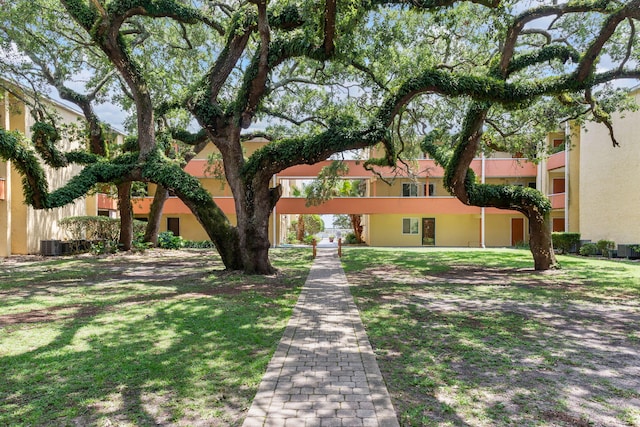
(243, 249, 399, 427)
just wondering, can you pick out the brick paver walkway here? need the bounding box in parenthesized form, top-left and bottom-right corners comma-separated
(243, 249, 399, 427)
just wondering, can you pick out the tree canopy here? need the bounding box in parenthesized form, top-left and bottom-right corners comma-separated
(0, 0, 638, 272)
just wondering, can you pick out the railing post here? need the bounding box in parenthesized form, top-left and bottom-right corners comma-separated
(312, 238, 317, 258)
(338, 238, 342, 258)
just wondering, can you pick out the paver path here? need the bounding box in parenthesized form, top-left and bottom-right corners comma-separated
(243, 248, 399, 427)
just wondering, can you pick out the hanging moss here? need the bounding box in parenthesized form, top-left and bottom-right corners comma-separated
(31, 121, 67, 168)
(47, 160, 136, 208)
(141, 150, 212, 204)
(505, 45, 581, 76)
(421, 103, 551, 215)
(0, 128, 50, 208)
(242, 118, 386, 182)
(61, 0, 99, 30)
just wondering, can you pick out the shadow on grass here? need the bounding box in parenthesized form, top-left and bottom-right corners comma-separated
(0, 249, 311, 426)
(343, 247, 640, 426)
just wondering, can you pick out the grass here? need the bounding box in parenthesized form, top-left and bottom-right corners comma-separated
(342, 247, 640, 427)
(0, 248, 312, 427)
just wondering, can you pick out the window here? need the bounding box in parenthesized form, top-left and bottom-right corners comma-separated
(528, 182, 536, 189)
(402, 183, 418, 197)
(402, 218, 419, 235)
(428, 183, 435, 196)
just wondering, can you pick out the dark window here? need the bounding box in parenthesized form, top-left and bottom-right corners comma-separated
(402, 183, 418, 197)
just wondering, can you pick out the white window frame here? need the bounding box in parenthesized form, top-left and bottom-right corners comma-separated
(402, 218, 419, 235)
(402, 182, 418, 197)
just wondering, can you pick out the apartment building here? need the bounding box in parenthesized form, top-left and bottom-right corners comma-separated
(132, 87, 640, 249)
(0, 87, 120, 255)
(541, 87, 640, 248)
(132, 140, 536, 248)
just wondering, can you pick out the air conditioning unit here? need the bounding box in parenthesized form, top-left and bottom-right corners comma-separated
(41, 240, 62, 256)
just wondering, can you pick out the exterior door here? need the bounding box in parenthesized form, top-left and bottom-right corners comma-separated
(511, 218, 524, 246)
(552, 218, 565, 232)
(422, 218, 435, 246)
(553, 178, 565, 194)
(167, 217, 180, 236)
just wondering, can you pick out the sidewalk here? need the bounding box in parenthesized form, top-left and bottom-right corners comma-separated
(243, 249, 400, 427)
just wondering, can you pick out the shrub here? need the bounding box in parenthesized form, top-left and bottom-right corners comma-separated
(90, 240, 118, 255)
(596, 240, 615, 258)
(158, 231, 184, 249)
(285, 231, 299, 244)
(579, 243, 598, 257)
(60, 216, 120, 242)
(552, 232, 581, 254)
(303, 235, 317, 245)
(61, 216, 146, 242)
(344, 233, 358, 244)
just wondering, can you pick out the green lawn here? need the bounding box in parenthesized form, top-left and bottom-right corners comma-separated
(343, 247, 640, 427)
(0, 248, 312, 427)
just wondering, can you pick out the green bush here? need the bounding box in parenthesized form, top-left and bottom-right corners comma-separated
(344, 233, 358, 244)
(596, 240, 615, 258)
(303, 235, 317, 245)
(158, 231, 184, 249)
(552, 232, 580, 254)
(61, 216, 147, 254)
(285, 231, 299, 244)
(579, 243, 598, 257)
(90, 240, 118, 255)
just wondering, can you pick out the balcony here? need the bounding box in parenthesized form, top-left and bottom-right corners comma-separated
(97, 193, 118, 210)
(547, 151, 565, 171)
(133, 197, 236, 215)
(184, 157, 538, 180)
(549, 193, 565, 209)
(276, 197, 518, 215)
(132, 195, 522, 216)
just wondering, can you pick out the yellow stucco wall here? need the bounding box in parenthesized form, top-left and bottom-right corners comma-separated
(356, 211, 531, 248)
(568, 124, 580, 233)
(1, 91, 95, 254)
(374, 178, 429, 197)
(201, 178, 232, 197)
(150, 212, 277, 246)
(368, 214, 481, 247)
(0, 94, 12, 257)
(579, 89, 640, 245)
(23, 102, 89, 253)
(193, 138, 270, 161)
(483, 214, 529, 247)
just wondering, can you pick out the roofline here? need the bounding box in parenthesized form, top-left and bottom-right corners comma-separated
(0, 77, 126, 136)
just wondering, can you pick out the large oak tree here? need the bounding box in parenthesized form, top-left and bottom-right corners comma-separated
(1, 0, 638, 272)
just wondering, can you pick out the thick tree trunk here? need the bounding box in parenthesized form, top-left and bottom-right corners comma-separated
(425, 102, 558, 271)
(527, 209, 558, 270)
(233, 181, 280, 274)
(117, 181, 133, 251)
(296, 214, 305, 242)
(350, 214, 364, 243)
(143, 186, 169, 246)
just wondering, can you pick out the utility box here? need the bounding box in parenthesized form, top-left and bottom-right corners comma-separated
(41, 240, 62, 256)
